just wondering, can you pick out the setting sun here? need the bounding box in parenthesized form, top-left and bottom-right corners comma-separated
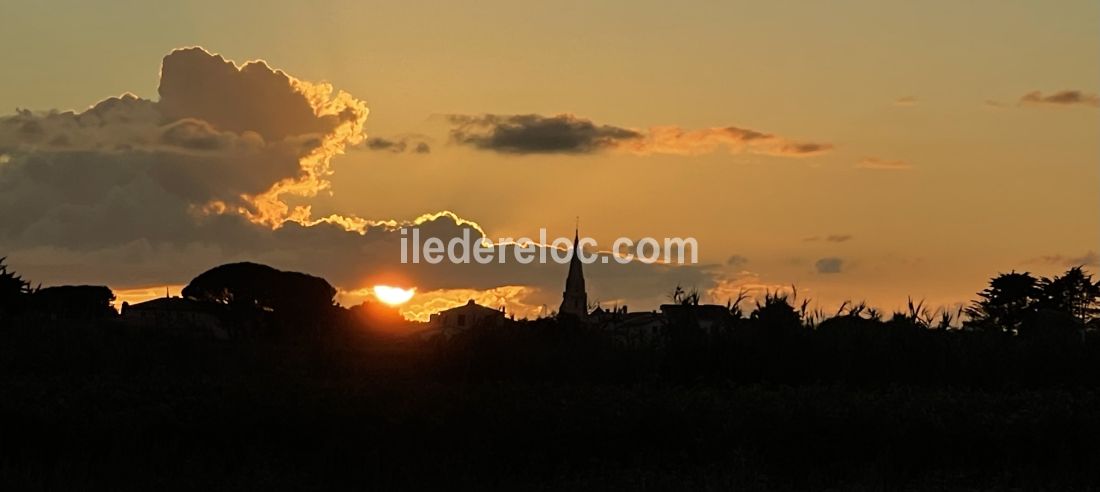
(373, 285, 415, 305)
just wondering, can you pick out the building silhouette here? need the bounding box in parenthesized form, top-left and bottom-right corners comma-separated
(121, 297, 230, 339)
(428, 299, 506, 338)
(558, 228, 588, 319)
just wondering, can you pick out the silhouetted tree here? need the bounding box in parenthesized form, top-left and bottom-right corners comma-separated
(965, 271, 1042, 333)
(1038, 267, 1100, 323)
(29, 285, 116, 319)
(182, 262, 337, 335)
(184, 263, 335, 310)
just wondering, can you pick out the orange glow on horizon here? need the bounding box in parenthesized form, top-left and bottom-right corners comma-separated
(112, 284, 187, 310)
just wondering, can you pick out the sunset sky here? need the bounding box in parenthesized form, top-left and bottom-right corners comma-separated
(1, 0, 1097, 320)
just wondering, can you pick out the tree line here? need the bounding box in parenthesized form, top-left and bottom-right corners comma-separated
(439, 266, 1100, 386)
(4, 256, 1100, 386)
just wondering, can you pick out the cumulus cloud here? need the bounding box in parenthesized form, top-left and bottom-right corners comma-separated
(446, 113, 832, 157)
(856, 157, 912, 171)
(0, 48, 722, 315)
(815, 257, 843, 274)
(158, 48, 344, 141)
(0, 47, 368, 230)
(1018, 90, 1099, 108)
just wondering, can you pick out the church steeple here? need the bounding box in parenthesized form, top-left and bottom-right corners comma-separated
(559, 224, 588, 319)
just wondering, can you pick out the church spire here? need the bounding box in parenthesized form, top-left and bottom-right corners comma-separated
(559, 221, 588, 319)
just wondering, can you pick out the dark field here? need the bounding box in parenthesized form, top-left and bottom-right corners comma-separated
(3, 324, 1100, 491)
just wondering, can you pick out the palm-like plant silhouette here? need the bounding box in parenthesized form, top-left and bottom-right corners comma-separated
(0, 257, 33, 313)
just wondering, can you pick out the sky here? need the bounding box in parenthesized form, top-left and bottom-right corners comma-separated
(0, 0, 1097, 320)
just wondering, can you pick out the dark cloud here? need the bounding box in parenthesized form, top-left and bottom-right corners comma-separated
(815, 257, 843, 274)
(776, 142, 832, 155)
(0, 106, 305, 217)
(363, 136, 432, 154)
(446, 113, 832, 157)
(447, 114, 641, 154)
(0, 46, 368, 267)
(366, 138, 398, 151)
(1018, 90, 1099, 108)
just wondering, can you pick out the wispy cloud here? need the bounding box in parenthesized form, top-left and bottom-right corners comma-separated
(804, 235, 853, 243)
(445, 113, 833, 157)
(856, 157, 912, 171)
(363, 136, 431, 154)
(1018, 90, 1099, 108)
(893, 96, 918, 107)
(1024, 251, 1100, 268)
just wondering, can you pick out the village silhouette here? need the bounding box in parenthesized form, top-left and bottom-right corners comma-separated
(2, 240, 1100, 489)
